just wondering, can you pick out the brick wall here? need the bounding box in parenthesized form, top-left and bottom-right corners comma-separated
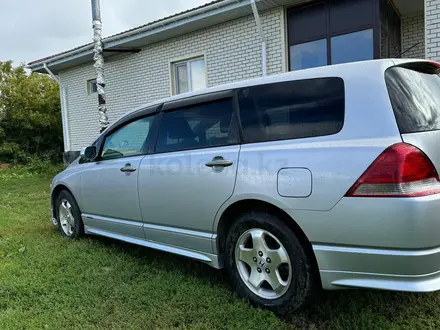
(401, 13, 425, 59)
(60, 7, 286, 151)
(427, 0, 440, 61)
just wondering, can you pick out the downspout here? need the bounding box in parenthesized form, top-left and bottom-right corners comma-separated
(250, 0, 267, 76)
(43, 64, 71, 152)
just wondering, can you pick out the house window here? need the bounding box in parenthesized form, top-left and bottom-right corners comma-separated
(290, 39, 328, 71)
(173, 57, 206, 95)
(87, 79, 98, 95)
(287, 0, 375, 70)
(331, 29, 373, 65)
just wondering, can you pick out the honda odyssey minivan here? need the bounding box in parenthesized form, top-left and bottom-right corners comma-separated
(50, 59, 440, 314)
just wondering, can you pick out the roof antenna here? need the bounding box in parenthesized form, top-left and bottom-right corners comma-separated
(396, 42, 420, 58)
(91, 0, 109, 133)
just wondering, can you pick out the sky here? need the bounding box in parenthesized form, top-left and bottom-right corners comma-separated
(0, 0, 212, 66)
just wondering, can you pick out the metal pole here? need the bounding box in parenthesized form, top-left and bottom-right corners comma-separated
(91, 0, 109, 133)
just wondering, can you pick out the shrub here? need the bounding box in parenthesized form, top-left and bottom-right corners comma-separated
(0, 160, 64, 180)
(0, 61, 63, 164)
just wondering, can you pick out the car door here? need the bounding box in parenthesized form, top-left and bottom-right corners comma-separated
(80, 112, 158, 239)
(138, 93, 240, 253)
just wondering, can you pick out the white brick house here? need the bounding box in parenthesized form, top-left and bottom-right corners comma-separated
(28, 0, 433, 161)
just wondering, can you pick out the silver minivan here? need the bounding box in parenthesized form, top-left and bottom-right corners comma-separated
(51, 59, 440, 314)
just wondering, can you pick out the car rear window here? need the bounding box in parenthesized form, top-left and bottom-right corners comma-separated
(385, 65, 440, 134)
(237, 78, 345, 143)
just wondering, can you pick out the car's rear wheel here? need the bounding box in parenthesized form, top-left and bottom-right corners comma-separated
(55, 190, 84, 239)
(225, 211, 315, 315)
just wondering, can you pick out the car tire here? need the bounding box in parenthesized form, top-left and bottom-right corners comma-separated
(55, 190, 85, 239)
(225, 211, 315, 315)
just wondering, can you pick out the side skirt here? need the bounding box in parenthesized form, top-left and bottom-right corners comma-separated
(82, 214, 224, 269)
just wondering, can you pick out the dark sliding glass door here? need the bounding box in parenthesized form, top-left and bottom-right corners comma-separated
(379, 0, 401, 58)
(287, 0, 378, 71)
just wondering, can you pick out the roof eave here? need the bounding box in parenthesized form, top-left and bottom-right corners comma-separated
(28, 0, 258, 74)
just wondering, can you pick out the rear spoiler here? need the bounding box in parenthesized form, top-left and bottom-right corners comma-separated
(394, 61, 440, 74)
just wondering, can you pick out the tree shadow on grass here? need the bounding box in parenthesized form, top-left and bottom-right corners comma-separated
(89, 235, 436, 329)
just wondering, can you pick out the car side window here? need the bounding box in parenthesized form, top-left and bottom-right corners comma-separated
(101, 116, 155, 160)
(238, 78, 345, 143)
(155, 98, 238, 153)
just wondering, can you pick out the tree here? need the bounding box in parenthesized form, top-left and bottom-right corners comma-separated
(0, 61, 63, 164)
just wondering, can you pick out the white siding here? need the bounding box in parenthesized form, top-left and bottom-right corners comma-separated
(60, 7, 285, 151)
(401, 12, 425, 59)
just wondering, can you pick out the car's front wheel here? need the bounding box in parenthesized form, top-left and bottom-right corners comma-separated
(55, 190, 84, 239)
(225, 211, 315, 315)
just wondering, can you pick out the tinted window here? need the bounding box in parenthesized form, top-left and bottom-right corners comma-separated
(155, 99, 238, 153)
(287, 2, 327, 45)
(290, 39, 327, 70)
(386, 66, 440, 133)
(238, 78, 345, 143)
(329, 0, 373, 35)
(101, 116, 154, 160)
(331, 29, 373, 65)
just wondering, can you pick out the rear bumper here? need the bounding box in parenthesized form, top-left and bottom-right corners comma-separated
(315, 244, 440, 292)
(287, 194, 440, 292)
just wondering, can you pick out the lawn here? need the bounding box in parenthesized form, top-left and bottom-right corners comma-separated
(1, 169, 440, 330)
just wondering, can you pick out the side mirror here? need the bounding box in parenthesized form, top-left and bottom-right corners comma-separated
(80, 146, 97, 161)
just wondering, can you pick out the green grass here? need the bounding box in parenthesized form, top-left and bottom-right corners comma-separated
(1, 172, 440, 329)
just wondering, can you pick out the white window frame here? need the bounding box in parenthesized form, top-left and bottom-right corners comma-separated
(87, 78, 98, 95)
(171, 56, 206, 95)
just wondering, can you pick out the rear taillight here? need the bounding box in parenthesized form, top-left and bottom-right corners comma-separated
(346, 143, 440, 197)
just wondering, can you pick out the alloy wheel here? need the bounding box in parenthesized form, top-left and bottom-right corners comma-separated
(59, 199, 75, 236)
(234, 228, 292, 299)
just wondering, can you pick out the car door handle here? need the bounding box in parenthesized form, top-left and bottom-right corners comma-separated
(205, 157, 233, 168)
(120, 164, 137, 173)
